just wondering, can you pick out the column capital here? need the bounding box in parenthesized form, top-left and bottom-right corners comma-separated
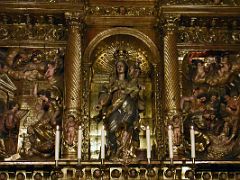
(65, 12, 84, 27)
(162, 14, 180, 33)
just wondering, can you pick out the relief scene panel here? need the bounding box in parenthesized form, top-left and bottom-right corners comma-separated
(0, 47, 64, 160)
(181, 50, 240, 160)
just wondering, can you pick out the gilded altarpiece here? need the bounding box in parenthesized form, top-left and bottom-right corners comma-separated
(0, 0, 240, 179)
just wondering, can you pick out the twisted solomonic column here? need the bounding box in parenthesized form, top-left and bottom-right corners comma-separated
(162, 15, 183, 158)
(63, 12, 84, 158)
(163, 15, 181, 121)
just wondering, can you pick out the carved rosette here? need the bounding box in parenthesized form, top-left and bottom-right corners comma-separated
(163, 16, 181, 120)
(63, 12, 84, 158)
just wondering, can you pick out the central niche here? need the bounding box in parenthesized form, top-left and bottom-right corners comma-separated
(89, 34, 155, 160)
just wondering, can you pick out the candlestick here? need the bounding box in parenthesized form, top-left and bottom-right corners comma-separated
(146, 126, 151, 163)
(190, 126, 196, 159)
(168, 125, 173, 159)
(78, 126, 83, 162)
(55, 125, 60, 162)
(101, 126, 106, 160)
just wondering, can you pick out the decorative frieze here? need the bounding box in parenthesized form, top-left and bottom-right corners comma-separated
(86, 6, 155, 16)
(178, 17, 240, 44)
(178, 27, 240, 44)
(0, 14, 67, 42)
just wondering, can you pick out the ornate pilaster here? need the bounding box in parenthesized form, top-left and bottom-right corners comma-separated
(163, 15, 181, 120)
(63, 12, 84, 158)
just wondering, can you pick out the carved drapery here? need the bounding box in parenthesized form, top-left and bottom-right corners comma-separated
(63, 12, 83, 157)
(163, 16, 181, 119)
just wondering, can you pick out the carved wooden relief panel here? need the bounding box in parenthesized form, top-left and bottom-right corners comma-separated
(0, 47, 65, 160)
(181, 50, 240, 160)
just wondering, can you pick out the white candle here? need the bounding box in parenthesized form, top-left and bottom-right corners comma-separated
(146, 126, 151, 162)
(101, 126, 106, 159)
(190, 126, 196, 158)
(55, 125, 60, 161)
(77, 126, 83, 160)
(168, 125, 173, 159)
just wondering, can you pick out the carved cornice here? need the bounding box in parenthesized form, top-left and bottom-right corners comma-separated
(160, 6, 240, 17)
(0, 0, 82, 2)
(160, 0, 240, 6)
(0, 1, 85, 14)
(179, 16, 240, 28)
(86, 6, 155, 17)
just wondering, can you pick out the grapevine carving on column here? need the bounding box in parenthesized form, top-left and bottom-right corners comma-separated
(63, 12, 84, 158)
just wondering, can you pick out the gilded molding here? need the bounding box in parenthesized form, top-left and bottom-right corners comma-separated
(0, 0, 82, 3)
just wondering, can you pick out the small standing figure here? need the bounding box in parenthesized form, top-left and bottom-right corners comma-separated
(44, 62, 57, 81)
(192, 60, 207, 84)
(4, 101, 20, 155)
(64, 116, 77, 146)
(171, 115, 182, 146)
